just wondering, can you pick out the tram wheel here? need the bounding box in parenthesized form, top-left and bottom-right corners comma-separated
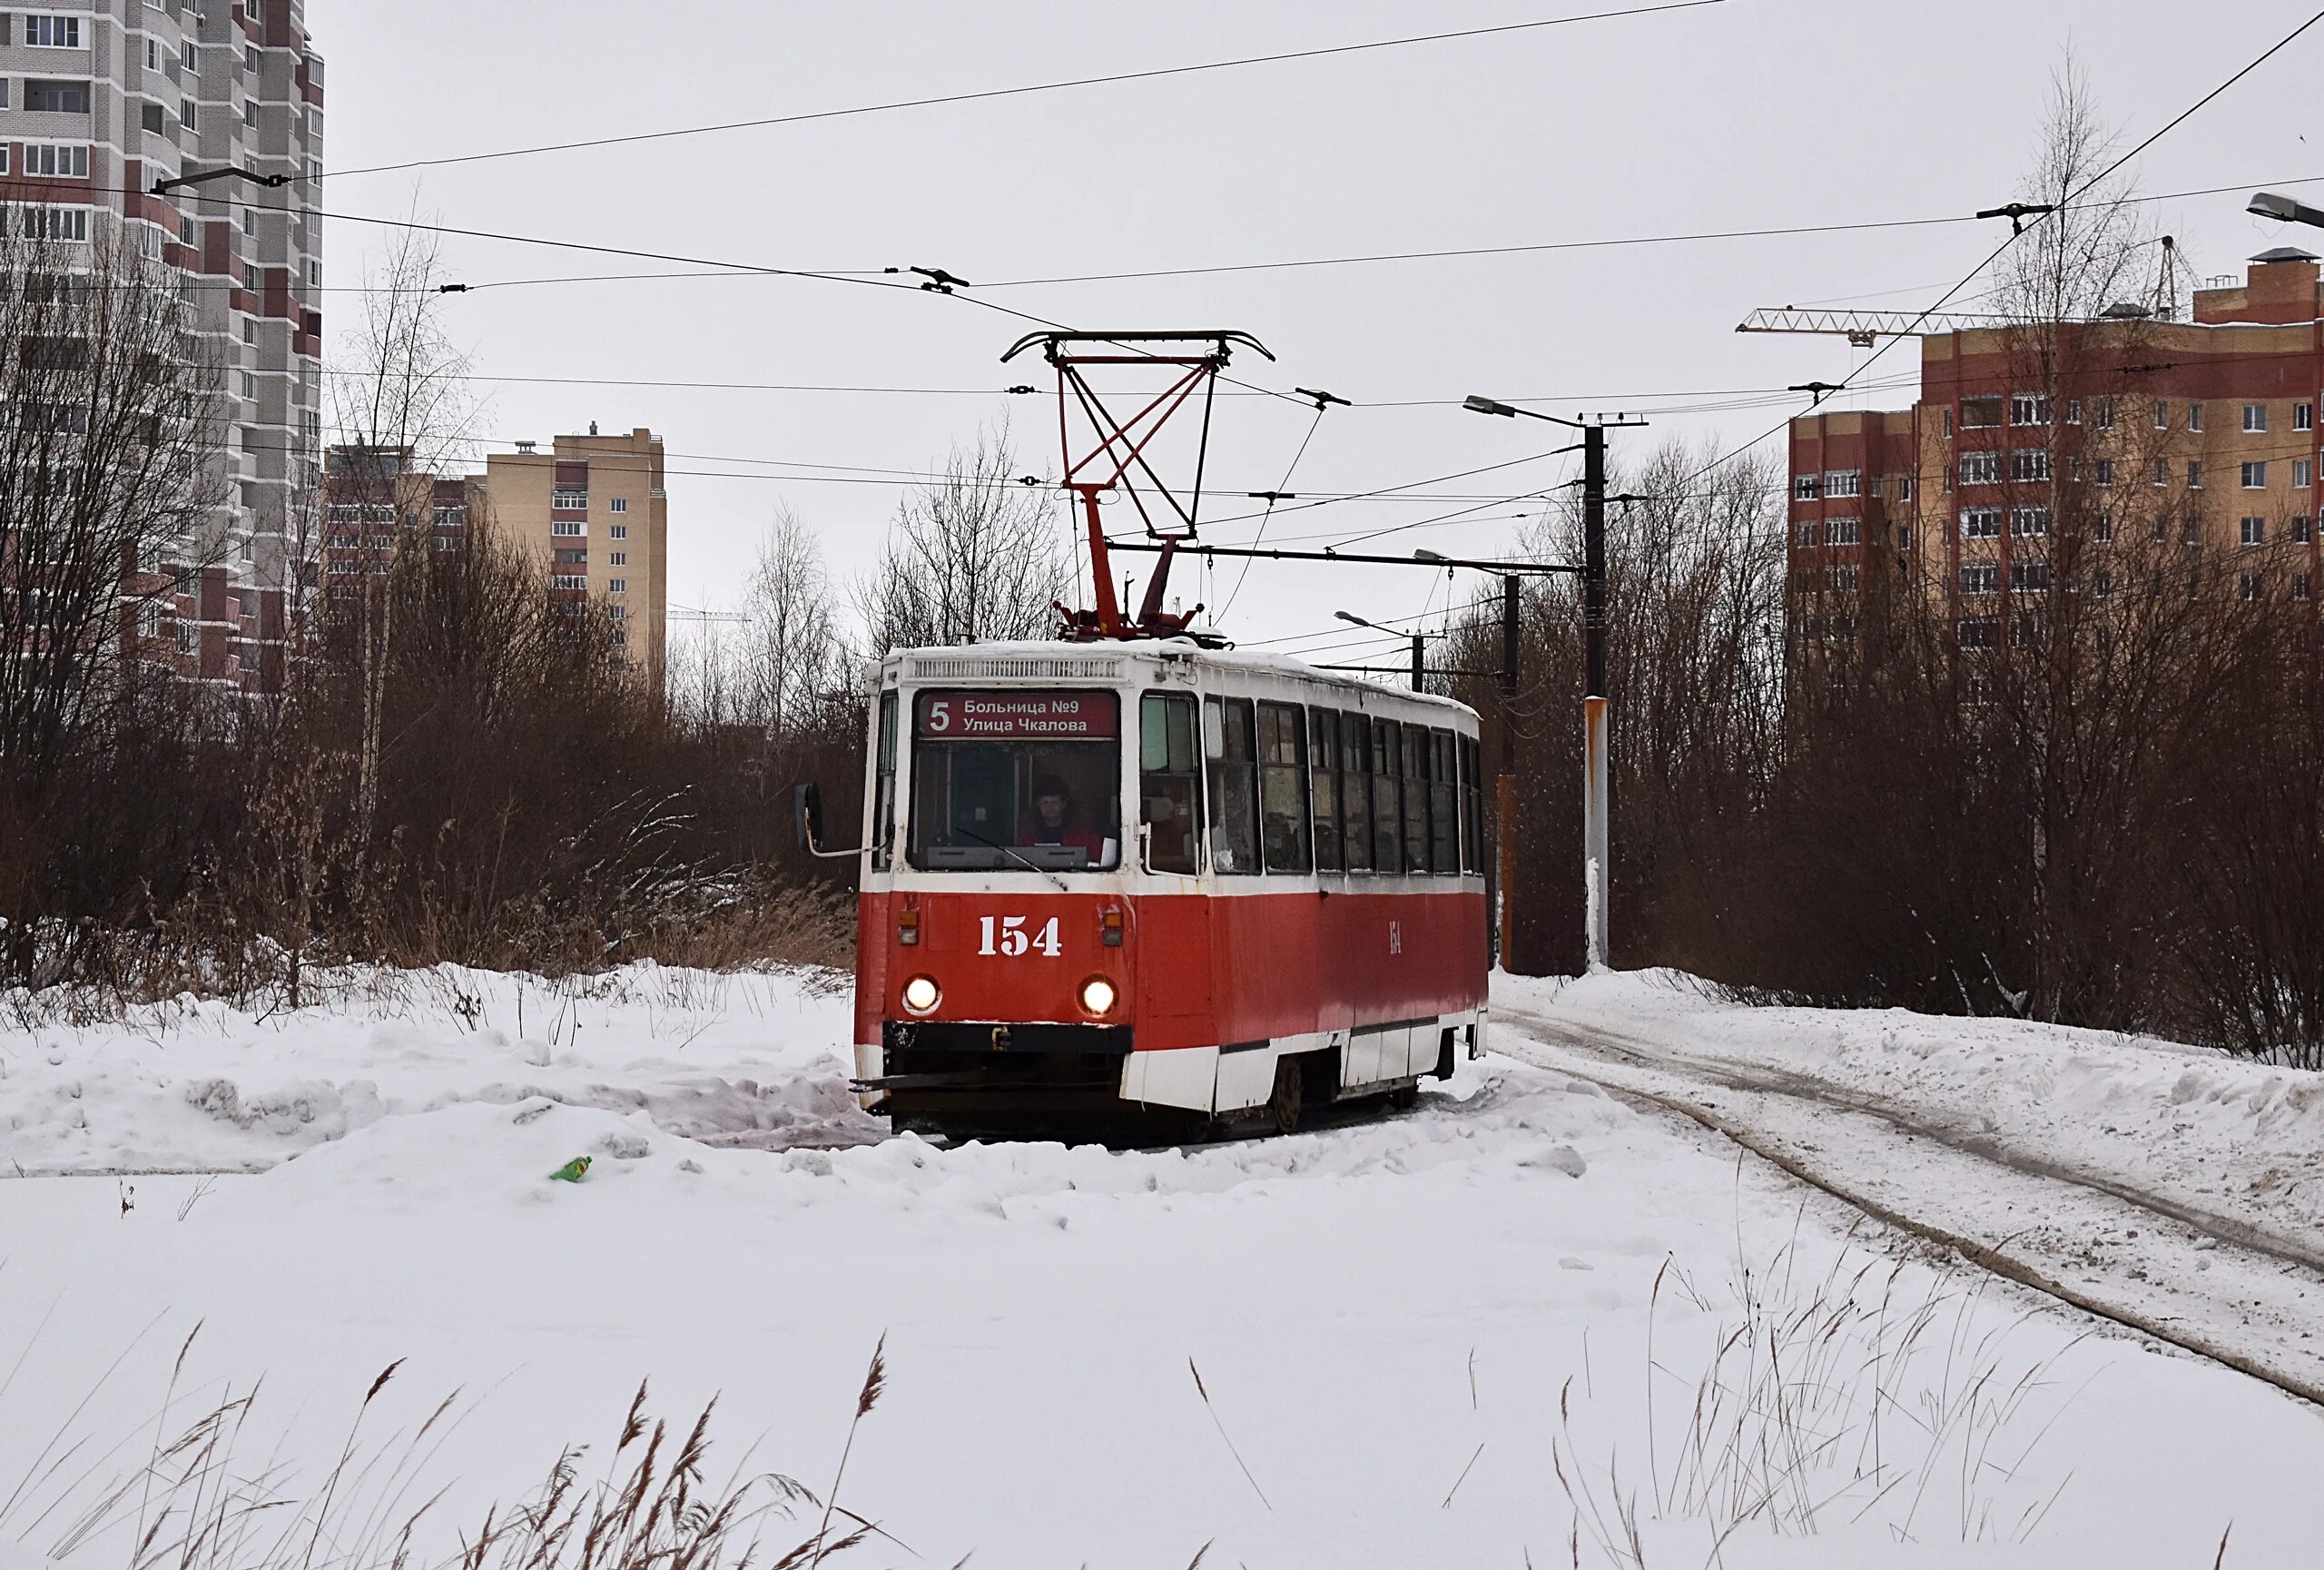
(1268, 1056, 1303, 1135)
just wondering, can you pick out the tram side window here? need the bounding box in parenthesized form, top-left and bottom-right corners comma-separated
(1139, 692, 1201, 874)
(1342, 712, 1374, 872)
(1459, 735, 1482, 874)
(1401, 724, 1431, 872)
(1430, 729, 1459, 874)
(870, 691, 898, 869)
(1256, 702, 1311, 873)
(1371, 718, 1403, 874)
(1308, 707, 1342, 872)
(1205, 696, 1260, 874)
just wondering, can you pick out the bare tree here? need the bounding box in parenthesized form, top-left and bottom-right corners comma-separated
(855, 429, 1068, 653)
(321, 222, 477, 888)
(741, 507, 842, 735)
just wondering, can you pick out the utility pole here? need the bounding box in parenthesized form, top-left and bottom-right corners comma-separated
(1581, 423, 1610, 973)
(1498, 574, 1519, 968)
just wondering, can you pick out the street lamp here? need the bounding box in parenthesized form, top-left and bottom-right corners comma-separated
(1335, 608, 1429, 691)
(2249, 191, 2324, 229)
(1462, 394, 1641, 973)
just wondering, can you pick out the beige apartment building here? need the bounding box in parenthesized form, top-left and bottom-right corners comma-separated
(482, 427, 669, 686)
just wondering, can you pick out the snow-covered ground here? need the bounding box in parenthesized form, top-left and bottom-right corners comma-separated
(2, 965, 2321, 1567)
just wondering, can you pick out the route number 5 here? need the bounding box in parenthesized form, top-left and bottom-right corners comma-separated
(980, 914, 1062, 957)
(925, 697, 952, 732)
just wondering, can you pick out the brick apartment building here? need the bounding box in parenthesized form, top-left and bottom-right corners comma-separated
(322, 428, 668, 690)
(0, 0, 327, 693)
(481, 427, 668, 687)
(1789, 249, 2324, 654)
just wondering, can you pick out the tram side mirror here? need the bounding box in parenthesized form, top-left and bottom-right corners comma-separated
(793, 782, 825, 854)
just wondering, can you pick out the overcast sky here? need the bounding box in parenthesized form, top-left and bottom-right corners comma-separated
(316, 0, 2324, 665)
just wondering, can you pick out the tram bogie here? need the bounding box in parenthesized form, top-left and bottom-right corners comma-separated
(826, 640, 1491, 1138)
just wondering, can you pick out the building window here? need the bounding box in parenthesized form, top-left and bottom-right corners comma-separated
(2011, 449, 2051, 482)
(1957, 617, 1997, 648)
(608, 578, 626, 595)
(2298, 401, 2315, 431)
(1826, 517, 1861, 546)
(553, 548, 586, 566)
(25, 15, 83, 47)
(2240, 573, 2262, 602)
(175, 620, 193, 655)
(2241, 461, 2267, 489)
(2009, 393, 2049, 426)
(2244, 403, 2269, 433)
(2094, 459, 2114, 487)
(1898, 475, 1915, 500)
(2189, 403, 2204, 432)
(2241, 517, 2266, 547)
(24, 79, 90, 114)
(1896, 524, 1914, 552)
(1942, 409, 1953, 438)
(550, 518, 584, 537)
(1960, 508, 2001, 539)
(21, 143, 88, 178)
(2011, 560, 2051, 593)
(2064, 399, 2083, 425)
(2095, 567, 2113, 598)
(2297, 516, 2315, 544)
(1794, 519, 1820, 548)
(2096, 510, 2114, 542)
(180, 98, 195, 129)
(2187, 459, 2203, 489)
(549, 574, 587, 590)
(138, 603, 160, 639)
(1959, 450, 2001, 485)
(1793, 474, 1820, 501)
(551, 488, 587, 509)
(608, 551, 626, 566)
(2094, 399, 2115, 430)
(2010, 506, 2049, 538)
(2152, 457, 2170, 486)
(1824, 470, 1861, 498)
(1961, 397, 2004, 430)
(1960, 563, 2000, 595)
(2153, 400, 2170, 430)
(609, 524, 627, 539)
(141, 102, 165, 134)
(609, 496, 628, 513)
(2295, 573, 2312, 601)
(16, 206, 90, 242)
(432, 504, 465, 528)
(2299, 459, 2314, 489)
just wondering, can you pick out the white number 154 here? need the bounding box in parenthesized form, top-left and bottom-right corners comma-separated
(979, 914, 1062, 957)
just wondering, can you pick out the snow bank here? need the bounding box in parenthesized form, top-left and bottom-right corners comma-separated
(0, 963, 880, 1176)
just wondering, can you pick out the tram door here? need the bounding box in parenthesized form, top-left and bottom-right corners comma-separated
(1137, 692, 1214, 1050)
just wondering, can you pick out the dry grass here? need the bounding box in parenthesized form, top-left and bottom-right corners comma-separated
(4, 1336, 897, 1570)
(1553, 1232, 2089, 1566)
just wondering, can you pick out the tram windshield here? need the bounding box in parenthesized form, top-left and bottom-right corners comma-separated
(908, 689, 1122, 871)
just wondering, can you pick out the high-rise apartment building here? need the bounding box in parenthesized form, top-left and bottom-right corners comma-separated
(2, 0, 326, 692)
(1788, 250, 2324, 655)
(481, 428, 668, 686)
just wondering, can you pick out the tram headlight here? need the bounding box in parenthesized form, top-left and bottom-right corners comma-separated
(1079, 975, 1118, 1017)
(901, 974, 940, 1015)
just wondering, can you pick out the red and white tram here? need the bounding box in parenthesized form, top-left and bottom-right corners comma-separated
(829, 639, 1490, 1137)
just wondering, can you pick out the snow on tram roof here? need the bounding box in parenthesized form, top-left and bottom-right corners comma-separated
(881, 639, 1481, 720)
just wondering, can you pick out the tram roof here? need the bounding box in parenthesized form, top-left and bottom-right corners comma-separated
(879, 639, 1482, 723)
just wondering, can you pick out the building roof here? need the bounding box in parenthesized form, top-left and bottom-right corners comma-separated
(2249, 245, 2320, 264)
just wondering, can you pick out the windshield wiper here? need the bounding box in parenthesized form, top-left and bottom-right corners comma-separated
(949, 824, 1071, 891)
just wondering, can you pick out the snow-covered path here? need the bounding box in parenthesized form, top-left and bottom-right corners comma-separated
(3, 965, 2322, 1567)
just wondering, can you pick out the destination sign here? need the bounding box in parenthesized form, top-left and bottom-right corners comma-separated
(916, 690, 1118, 740)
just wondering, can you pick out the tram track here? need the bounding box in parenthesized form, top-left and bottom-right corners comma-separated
(1495, 1007, 2324, 1410)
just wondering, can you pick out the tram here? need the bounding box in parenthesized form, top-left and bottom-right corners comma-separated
(807, 639, 1490, 1136)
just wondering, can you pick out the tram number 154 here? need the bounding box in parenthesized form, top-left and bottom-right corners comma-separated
(979, 914, 1063, 958)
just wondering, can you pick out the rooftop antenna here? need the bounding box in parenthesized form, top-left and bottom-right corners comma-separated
(2156, 234, 2180, 321)
(1001, 330, 1273, 642)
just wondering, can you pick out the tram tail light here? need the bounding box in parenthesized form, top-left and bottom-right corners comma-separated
(1079, 975, 1118, 1016)
(898, 908, 921, 946)
(1100, 907, 1124, 947)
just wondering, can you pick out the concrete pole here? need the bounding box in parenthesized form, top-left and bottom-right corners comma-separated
(1581, 423, 1610, 973)
(1496, 575, 1519, 968)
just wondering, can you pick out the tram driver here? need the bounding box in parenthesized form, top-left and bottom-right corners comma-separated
(1018, 771, 1108, 863)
